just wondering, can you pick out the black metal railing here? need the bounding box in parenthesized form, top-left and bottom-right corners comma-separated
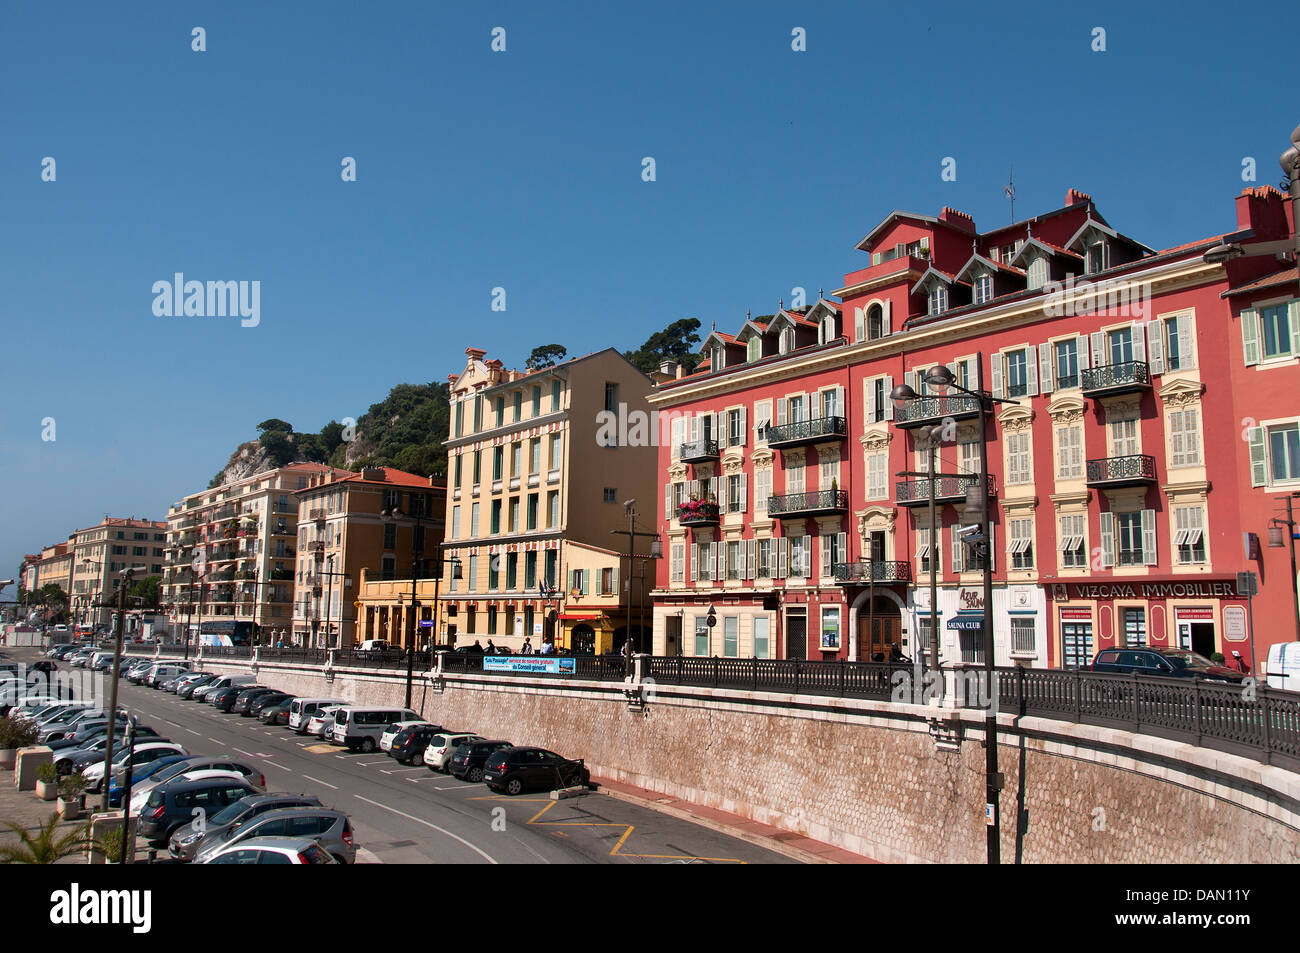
(676, 501, 720, 524)
(1080, 360, 1150, 393)
(202, 645, 253, 658)
(893, 392, 988, 426)
(895, 474, 992, 505)
(647, 656, 919, 701)
(260, 646, 329, 664)
(766, 415, 847, 447)
(1085, 454, 1156, 485)
(679, 439, 719, 462)
(831, 560, 912, 584)
(767, 489, 849, 516)
(335, 649, 432, 670)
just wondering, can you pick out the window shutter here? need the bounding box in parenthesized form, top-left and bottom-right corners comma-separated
(854, 307, 865, 341)
(991, 352, 1004, 399)
(987, 523, 995, 572)
(738, 406, 747, 446)
(865, 380, 877, 423)
(1290, 301, 1300, 357)
(820, 535, 831, 578)
(1141, 508, 1157, 566)
(951, 523, 964, 573)
(665, 483, 673, 522)
(835, 385, 845, 420)
(1249, 427, 1267, 486)
(1100, 512, 1116, 568)
(836, 532, 847, 569)
(1039, 343, 1054, 394)
(689, 415, 699, 444)
(737, 540, 746, 579)
(1185, 407, 1201, 464)
(776, 397, 788, 427)
(689, 545, 698, 582)
(709, 542, 718, 581)
(945, 363, 958, 391)
(747, 539, 756, 579)
(884, 376, 894, 420)
(1026, 352, 1038, 396)
(1147, 319, 1165, 375)
(672, 418, 684, 458)
(1091, 331, 1105, 367)
(1241, 309, 1260, 366)
(1169, 410, 1185, 467)
(778, 537, 788, 578)
(611, 567, 619, 595)
(740, 475, 748, 513)
(567, 569, 575, 592)
(883, 299, 892, 336)
(801, 535, 812, 576)
(718, 477, 728, 511)
(1178, 315, 1194, 368)
(1077, 334, 1090, 371)
(1132, 321, 1146, 363)
(713, 413, 722, 446)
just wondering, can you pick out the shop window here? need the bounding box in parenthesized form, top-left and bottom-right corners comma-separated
(1011, 618, 1036, 654)
(1122, 607, 1147, 646)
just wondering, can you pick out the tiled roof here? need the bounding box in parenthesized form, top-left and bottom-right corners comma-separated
(1223, 266, 1299, 298)
(336, 467, 444, 489)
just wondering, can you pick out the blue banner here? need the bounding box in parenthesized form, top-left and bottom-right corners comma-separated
(482, 656, 576, 675)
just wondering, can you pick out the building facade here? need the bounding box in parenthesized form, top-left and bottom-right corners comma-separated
(71, 517, 168, 628)
(438, 347, 660, 653)
(651, 186, 1299, 674)
(294, 466, 446, 648)
(162, 463, 343, 643)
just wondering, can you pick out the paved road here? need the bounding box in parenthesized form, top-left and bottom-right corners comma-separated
(12, 648, 794, 864)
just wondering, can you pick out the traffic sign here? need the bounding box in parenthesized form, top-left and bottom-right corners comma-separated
(417, 620, 434, 628)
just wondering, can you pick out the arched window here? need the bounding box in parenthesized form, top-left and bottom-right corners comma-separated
(867, 304, 884, 340)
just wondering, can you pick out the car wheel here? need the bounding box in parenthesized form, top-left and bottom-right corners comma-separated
(468, 767, 484, 783)
(505, 778, 523, 796)
(331, 853, 348, 865)
(360, 738, 376, 754)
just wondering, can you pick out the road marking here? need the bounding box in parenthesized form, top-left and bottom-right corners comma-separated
(356, 760, 388, 766)
(262, 760, 288, 771)
(380, 767, 426, 775)
(302, 775, 338, 789)
(184, 728, 200, 735)
(353, 795, 498, 865)
(233, 748, 255, 758)
(208, 737, 223, 744)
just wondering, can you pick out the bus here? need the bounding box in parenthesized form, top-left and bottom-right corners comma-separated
(197, 620, 256, 647)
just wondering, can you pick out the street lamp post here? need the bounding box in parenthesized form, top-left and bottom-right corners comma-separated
(1267, 492, 1300, 644)
(99, 565, 142, 813)
(382, 501, 456, 710)
(610, 501, 662, 658)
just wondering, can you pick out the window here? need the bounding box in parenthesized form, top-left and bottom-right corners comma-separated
(727, 475, 743, 513)
(754, 617, 770, 658)
(1164, 317, 1187, 371)
(469, 502, 480, 538)
(381, 556, 396, 580)
(866, 454, 887, 500)
(915, 527, 935, 575)
(1061, 622, 1093, 669)
(548, 491, 560, 528)
(819, 449, 839, 490)
(473, 395, 483, 431)
(466, 555, 478, 593)
(545, 549, 558, 588)
(820, 606, 841, 652)
(710, 347, 723, 372)
(455, 400, 464, 437)
(511, 443, 522, 478)
(602, 488, 617, 504)
(785, 460, 805, 495)
(867, 304, 884, 340)
(869, 378, 886, 423)
(1175, 506, 1206, 564)
(728, 408, 743, 446)
(717, 615, 738, 657)
(510, 498, 520, 532)
(1168, 407, 1202, 467)
(527, 494, 538, 530)
(1110, 416, 1139, 457)
(492, 447, 504, 481)
(1086, 242, 1108, 275)
(726, 542, 741, 580)
(959, 630, 985, 665)
(603, 383, 619, 446)
(494, 396, 505, 425)
(1059, 514, 1086, 569)
(383, 524, 396, 549)
(1054, 339, 1079, 389)
(928, 285, 948, 315)
(821, 389, 839, 419)
(488, 555, 499, 590)
(747, 337, 761, 362)
(488, 605, 498, 634)
(1270, 424, 1300, 482)
(788, 394, 805, 424)
(974, 274, 993, 305)
(532, 386, 541, 417)
(1027, 256, 1047, 290)
(694, 616, 710, 656)
(755, 468, 771, 513)
(513, 391, 522, 421)
(1005, 349, 1029, 397)
(1008, 518, 1034, 570)
(550, 435, 562, 470)
(1056, 425, 1083, 479)
(670, 544, 684, 583)
(490, 500, 501, 534)
(1261, 304, 1293, 359)
(755, 539, 773, 578)
(505, 554, 517, 589)
(551, 379, 561, 411)
(473, 451, 482, 484)
(1011, 618, 1036, 654)
(789, 535, 811, 577)
(1116, 512, 1144, 566)
(529, 437, 541, 474)
(1108, 327, 1133, 365)
(1122, 608, 1147, 646)
(1006, 433, 1032, 484)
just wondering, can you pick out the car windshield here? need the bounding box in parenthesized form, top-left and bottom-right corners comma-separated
(1162, 650, 1215, 671)
(209, 800, 253, 826)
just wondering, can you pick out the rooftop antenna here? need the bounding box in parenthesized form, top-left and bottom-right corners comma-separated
(1004, 165, 1016, 223)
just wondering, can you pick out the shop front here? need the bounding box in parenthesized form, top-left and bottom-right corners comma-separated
(1045, 577, 1253, 669)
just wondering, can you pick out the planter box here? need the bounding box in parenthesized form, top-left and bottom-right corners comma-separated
(57, 797, 81, 820)
(36, 779, 58, 801)
(0, 749, 16, 770)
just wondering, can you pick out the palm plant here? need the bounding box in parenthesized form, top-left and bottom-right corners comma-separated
(0, 812, 89, 864)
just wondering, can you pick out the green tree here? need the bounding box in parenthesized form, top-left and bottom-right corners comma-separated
(258, 428, 295, 468)
(625, 318, 703, 375)
(0, 813, 89, 864)
(319, 420, 346, 455)
(255, 418, 293, 434)
(126, 576, 161, 610)
(525, 344, 568, 371)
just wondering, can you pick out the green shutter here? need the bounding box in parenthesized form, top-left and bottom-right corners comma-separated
(1241, 308, 1260, 366)
(1290, 301, 1300, 356)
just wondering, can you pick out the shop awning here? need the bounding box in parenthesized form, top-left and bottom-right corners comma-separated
(947, 614, 984, 631)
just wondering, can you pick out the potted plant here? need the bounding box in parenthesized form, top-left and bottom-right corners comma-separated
(0, 813, 89, 864)
(57, 773, 86, 820)
(0, 716, 38, 769)
(36, 763, 59, 801)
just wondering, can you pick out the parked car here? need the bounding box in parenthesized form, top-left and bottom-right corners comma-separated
(1266, 642, 1300, 691)
(422, 732, 484, 772)
(179, 674, 218, 699)
(289, 698, 345, 733)
(212, 685, 267, 713)
(148, 664, 191, 688)
(82, 741, 188, 793)
(248, 692, 292, 718)
(229, 687, 278, 715)
(305, 705, 344, 740)
(355, 640, 391, 652)
(482, 747, 589, 795)
(128, 757, 266, 812)
(136, 777, 258, 847)
(388, 725, 444, 765)
(380, 720, 435, 753)
(106, 754, 194, 807)
(171, 672, 208, 694)
(448, 740, 514, 783)
(258, 698, 293, 726)
(169, 792, 323, 861)
(193, 807, 356, 865)
(1090, 647, 1245, 683)
(330, 706, 421, 752)
(198, 674, 256, 703)
(198, 837, 338, 865)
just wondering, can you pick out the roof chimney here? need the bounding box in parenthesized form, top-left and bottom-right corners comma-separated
(1065, 188, 1093, 208)
(361, 467, 386, 481)
(939, 206, 976, 232)
(465, 347, 487, 362)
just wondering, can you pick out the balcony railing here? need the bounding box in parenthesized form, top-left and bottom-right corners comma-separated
(831, 560, 913, 584)
(1080, 361, 1150, 396)
(767, 489, 849, 518)
(676, 501, 720, 526)
(766, 415, 847, 448)
(1085, 454, 1156, 487)
(893, 392, 988, 429)
(895, 474, 994, 507)
(679, 439, 719, 463)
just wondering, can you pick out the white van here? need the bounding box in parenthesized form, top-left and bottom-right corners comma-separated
(330, 706, 420, 752)
(146, 664, 189, 688)
(1266, 642, 1300, 692)
(289, 698, 346, 731)
(200, 673, 256, 702)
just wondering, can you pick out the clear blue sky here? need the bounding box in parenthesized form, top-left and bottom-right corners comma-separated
(1, 0, 1294, 580)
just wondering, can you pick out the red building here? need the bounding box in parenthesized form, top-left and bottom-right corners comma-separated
(649, 185, 1298, 675)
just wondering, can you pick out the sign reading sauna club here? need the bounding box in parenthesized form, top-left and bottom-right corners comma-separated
(1051, 580, 1241, 600)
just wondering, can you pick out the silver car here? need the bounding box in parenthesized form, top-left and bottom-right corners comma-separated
(193, 807, 357, 865)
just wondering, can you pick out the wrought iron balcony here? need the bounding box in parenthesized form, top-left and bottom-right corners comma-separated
(1080, 361, 1150, 397)
(679, 439, 719, 463)
(832, 560, 912, 584)
(766, 415, 847, 448)
(676, 501, 720, 526)
(767, 489, 849, 518)
(893, 392, 989, 429)
(895, 474, 994, 507)
(308, 541, 325, 554)
(1085, 454, 1156, 487)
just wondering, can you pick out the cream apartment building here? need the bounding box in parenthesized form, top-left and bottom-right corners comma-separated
(71, 517, 168, 628)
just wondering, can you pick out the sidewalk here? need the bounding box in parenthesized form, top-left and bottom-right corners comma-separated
(592, 775, 875, 864)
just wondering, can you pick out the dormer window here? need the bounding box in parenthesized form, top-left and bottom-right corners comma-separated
(1086, 242, 1108, 275)
(974, 274, 993, 305)
(928, 285, 948, 316)
(747, 337, 761, 362)
(711, 347, 724, 372)
(1026, 256, 1047, 290)
(779, 328, 795, 354)
(821, 315, 836, 343)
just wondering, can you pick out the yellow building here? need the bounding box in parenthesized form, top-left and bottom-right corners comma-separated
(71, 517, 168, 628)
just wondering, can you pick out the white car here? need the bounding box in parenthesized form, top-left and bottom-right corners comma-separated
(289, 698, 345, 732)
(199, 836, 339, 865)
(380, 721, 433, 753)
(422, 733, 483, 772)
(82, 742, 187, 793)
(305, 705, 344, 739)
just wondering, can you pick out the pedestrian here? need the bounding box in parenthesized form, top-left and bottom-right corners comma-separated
(473, 639, 484, 653)
(521, 636, 533, 655)
(539, 639, 554, 655)
(486, 639, 496, 655)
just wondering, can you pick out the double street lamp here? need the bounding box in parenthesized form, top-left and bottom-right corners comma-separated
(892, 354, 1012, 865)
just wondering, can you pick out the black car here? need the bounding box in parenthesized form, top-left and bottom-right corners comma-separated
(449, 740, 513, 782)
(211, 685, 262, 712)
(389, 725, 445, 765)
(247, 692, 291, 718)
(178, 675, 217, 699)
(1090, 647, 1245, 683)
(231, 688, 279, 715)
(137, 777, 258, 847)
(482, 747, 588, 795)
